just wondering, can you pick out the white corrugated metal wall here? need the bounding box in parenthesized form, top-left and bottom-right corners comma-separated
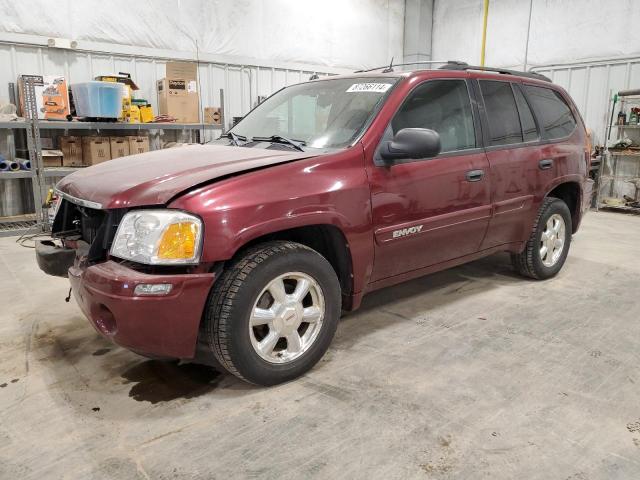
(4, 44, 640, 150)
(533, 56, 640, 146)
(0, 42, 334, 133)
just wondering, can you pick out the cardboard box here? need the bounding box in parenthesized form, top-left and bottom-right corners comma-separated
(59, 136, 83, 166)
(139, 104, 154, 123)
(109, 137, 131, 159)
(157, 61, 200, 123)
(125, 104, 141, 124)
(18, 74, 70, 120)
(204, 107, 221, 125)
(127, 136, 150, 155)
(82, 137, 111, 165)
(166, 62, 197, 81)
(157, 79, 199, 123)
(42, 149, 63, 167)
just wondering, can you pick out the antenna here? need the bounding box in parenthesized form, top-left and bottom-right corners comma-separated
(382, 57, 394, 73)
(195, 40, 204, 143)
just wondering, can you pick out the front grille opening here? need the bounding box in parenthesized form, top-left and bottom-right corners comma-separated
(78, 207, 106, 244)
(52, 199, 125, 264)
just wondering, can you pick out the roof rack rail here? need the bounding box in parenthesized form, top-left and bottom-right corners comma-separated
(353, 60, 551, 82)
(439, 63, 551, 82)
(354, 60, 467, 73)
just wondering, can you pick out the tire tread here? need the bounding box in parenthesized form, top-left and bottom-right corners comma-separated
(512, 196, 564, 279)
(206, 241, 317, 383)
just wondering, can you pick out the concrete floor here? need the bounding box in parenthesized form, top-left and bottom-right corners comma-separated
(1, 211, 639, 479)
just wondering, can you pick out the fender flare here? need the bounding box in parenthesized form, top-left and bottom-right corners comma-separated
(543, 175, 584, 203)
(228, 210, 354, 257)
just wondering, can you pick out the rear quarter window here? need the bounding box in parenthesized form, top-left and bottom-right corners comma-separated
(523, 85, 577, 140)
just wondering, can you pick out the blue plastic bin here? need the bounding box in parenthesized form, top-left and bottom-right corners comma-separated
(71, 81, 123, 118)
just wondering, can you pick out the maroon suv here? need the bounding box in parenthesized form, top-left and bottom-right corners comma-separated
(37, 64, 593, 385)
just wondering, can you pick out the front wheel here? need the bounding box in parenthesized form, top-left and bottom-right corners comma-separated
(512, 197, 572, 280)
(203, 241, 341, 386)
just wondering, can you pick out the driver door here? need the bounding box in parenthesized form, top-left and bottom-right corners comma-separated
(366, 79, 492, 282)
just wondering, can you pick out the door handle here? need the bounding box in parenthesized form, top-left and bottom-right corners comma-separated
(539, 159, 554, 170)
(465, 169, 485, 182)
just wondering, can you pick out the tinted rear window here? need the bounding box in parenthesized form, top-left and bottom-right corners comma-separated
(479, 81, 522, 146)
(523, 85, 576, 140)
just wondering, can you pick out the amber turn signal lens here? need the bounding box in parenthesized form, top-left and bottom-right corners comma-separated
(157, 222, 199, 260)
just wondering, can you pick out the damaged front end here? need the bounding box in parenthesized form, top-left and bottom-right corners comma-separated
(35, 190, 216, 359)
(35, 192, 125, 278)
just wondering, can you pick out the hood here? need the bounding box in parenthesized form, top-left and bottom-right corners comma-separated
(55, 144, 317, 209)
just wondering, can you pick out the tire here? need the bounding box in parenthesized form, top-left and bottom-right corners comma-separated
(511, 197, 572, 280)
(203, 241, 341, 386)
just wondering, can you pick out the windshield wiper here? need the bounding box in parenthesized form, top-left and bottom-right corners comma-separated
(221, 132, 247, 146)
(251, 135, 305, 152)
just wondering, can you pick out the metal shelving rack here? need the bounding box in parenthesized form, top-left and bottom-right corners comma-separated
(0, 78, 45, 236)
(0, 121, 29, 181)
(0, 120, 35, 236)
(0, 89, 225, 236)
(37, 121, 223, 131)
(596, 90, 640, 213)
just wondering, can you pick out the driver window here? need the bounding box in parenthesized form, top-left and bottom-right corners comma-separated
(391, 80, 476, 153)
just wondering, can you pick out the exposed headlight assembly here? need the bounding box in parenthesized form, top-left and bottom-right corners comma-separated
(110, 210, 203, 265)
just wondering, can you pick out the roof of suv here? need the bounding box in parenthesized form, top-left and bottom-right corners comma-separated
(326, 61, 552, 84)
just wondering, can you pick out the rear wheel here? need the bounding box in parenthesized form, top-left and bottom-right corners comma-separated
(203, 241, 341, 386)
(512, 197, 572, 279)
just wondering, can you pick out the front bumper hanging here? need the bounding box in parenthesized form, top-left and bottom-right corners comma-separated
(35, 240, 76, 278)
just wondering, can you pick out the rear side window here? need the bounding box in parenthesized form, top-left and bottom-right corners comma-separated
(523, 85, 576, 140)
(479, 80, 522, 146)
(391, 80, 476, 153)
(513, 86, 538, 142)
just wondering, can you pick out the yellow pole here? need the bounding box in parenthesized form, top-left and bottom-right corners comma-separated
(480, 0, 490, 66)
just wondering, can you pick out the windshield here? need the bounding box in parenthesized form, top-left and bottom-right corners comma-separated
(229, 77, 399, 149)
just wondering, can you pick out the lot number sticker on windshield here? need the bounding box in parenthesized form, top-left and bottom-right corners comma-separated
(346, 83, 392, 93)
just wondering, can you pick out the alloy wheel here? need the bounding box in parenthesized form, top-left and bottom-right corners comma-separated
(540, 213, 566, 267)
(249, 272, 325, 364)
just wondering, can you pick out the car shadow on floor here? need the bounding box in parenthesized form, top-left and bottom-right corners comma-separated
(355, 252, 522, 316)
(323, 251, 537, 358)
(38, 252, 527, 409)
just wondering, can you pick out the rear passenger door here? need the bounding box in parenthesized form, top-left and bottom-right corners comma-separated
(476, 80, 546, 249)
(477, 80, 580, 249)
(521, 84, 582, 183)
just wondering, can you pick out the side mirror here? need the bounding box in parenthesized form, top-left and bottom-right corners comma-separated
(379, 128, 441, 163)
